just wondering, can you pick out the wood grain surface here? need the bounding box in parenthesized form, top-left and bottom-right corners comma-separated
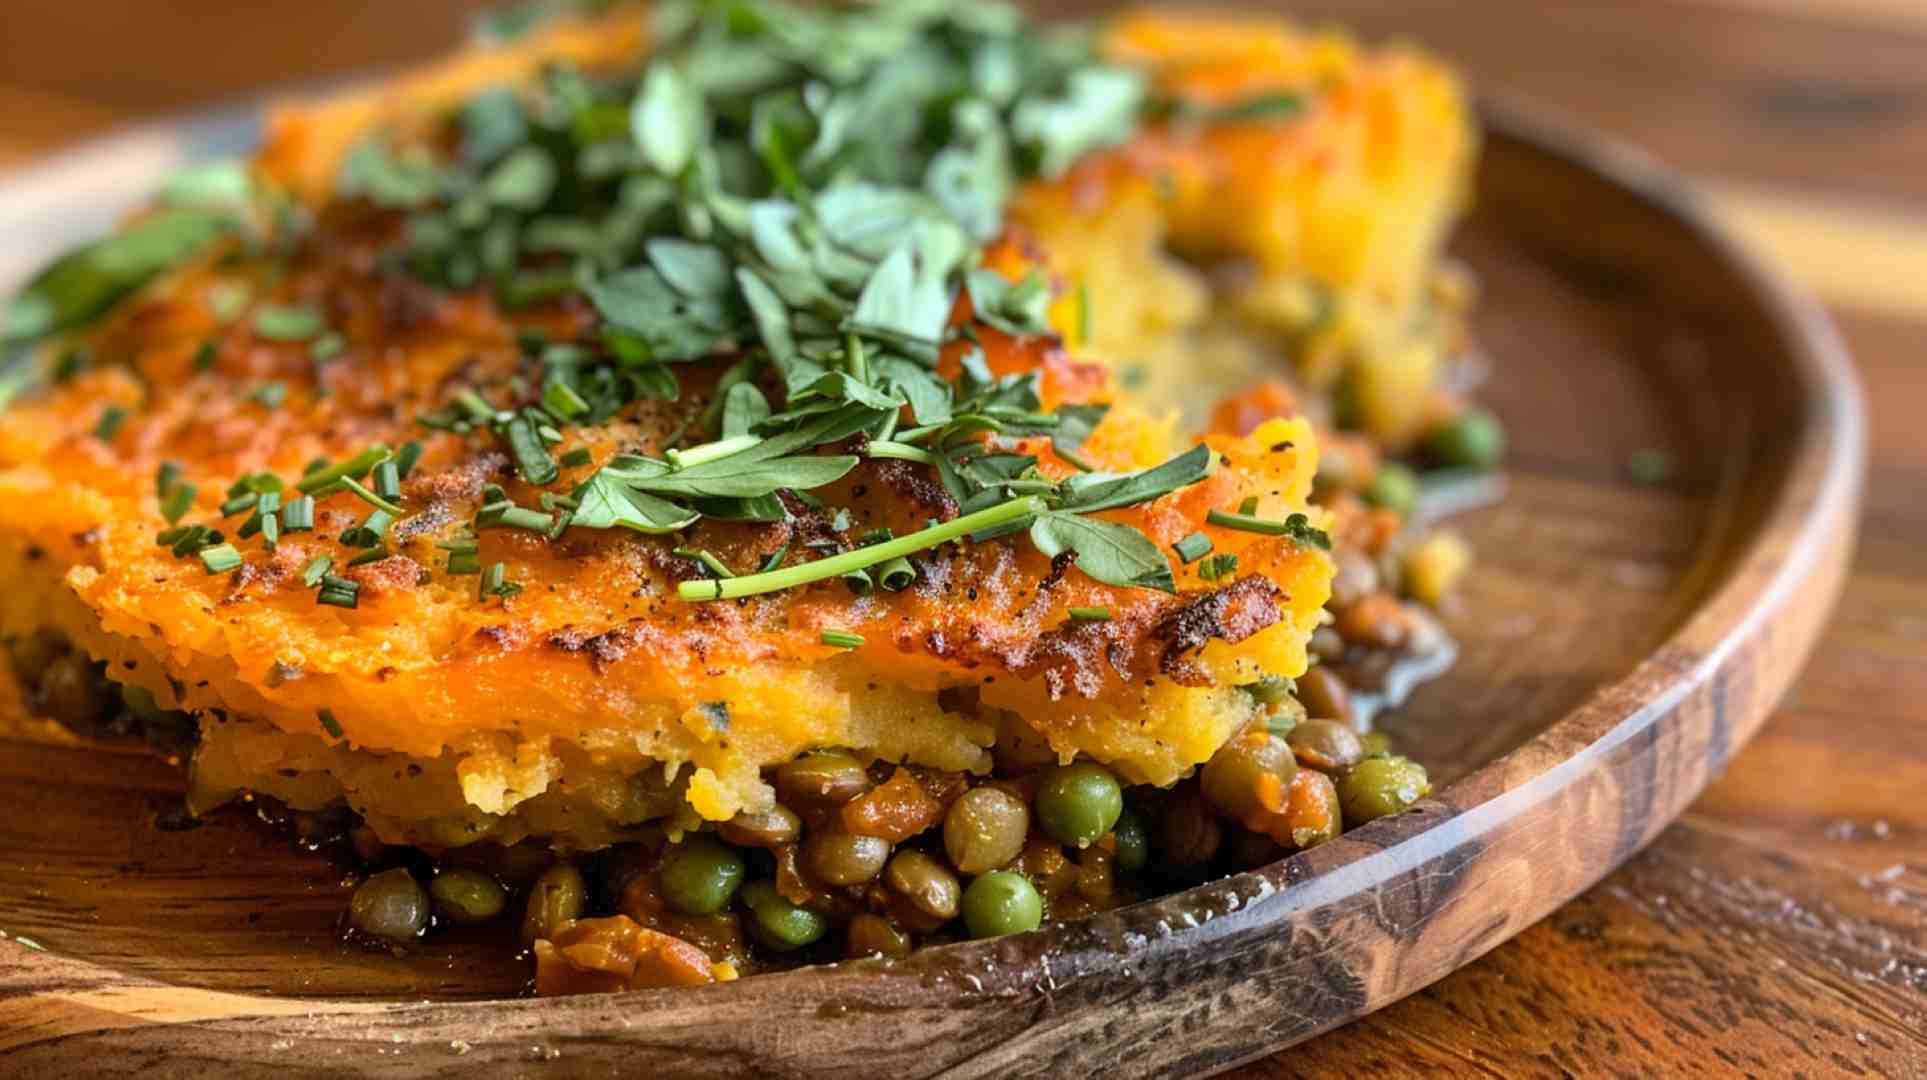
(0, 1, 1919, 1076)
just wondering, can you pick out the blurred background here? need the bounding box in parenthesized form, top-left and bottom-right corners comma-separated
(2, 0, 1922, 1073)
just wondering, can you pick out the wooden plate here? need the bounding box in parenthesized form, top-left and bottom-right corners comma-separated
(0, 101, 1864, 1077)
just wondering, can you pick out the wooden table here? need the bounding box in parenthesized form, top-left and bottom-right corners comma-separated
(2, 2, 1922, 1075)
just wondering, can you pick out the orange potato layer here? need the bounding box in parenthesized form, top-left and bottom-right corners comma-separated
(0, 6, 1484, 849)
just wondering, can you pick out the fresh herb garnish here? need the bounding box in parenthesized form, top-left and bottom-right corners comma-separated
(198, 543, 242, 574)
(1205, 509, 1332, 550)
(1173, 531, 1212, 564)
(94, 405, 128, 441)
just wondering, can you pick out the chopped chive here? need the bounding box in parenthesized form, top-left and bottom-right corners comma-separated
(165, 524, 222, 557)
(865, 440, 935, 465)
(228, 472, 282, 497)
(559, 447, 593, 469)
(1067, 606, 1112, 622)
(1205, 509, 1331, 550)
(339, 474, 405, 515)
(155, 462, 182, 499)
(296, 446, 391, 495)
(238, 492, 280, 538)
(679, 497, 1047, 602)
(301, 554, 332, 588)
(246, 382, 287, 409)
(308, 331, 346, 362)
(260, 510, 281, 549)
(876, 556, 916, 591)
(1052, 442, 1095, 472)
(94, 405, 128, 441)
(208, 282, 250, 322)
(346, 547, 389, 567)
(671, 547, 735, 579)
(446, 549, 481, 575)
(1172, 531, 1212, 564)
(317, 574, 360, 608)
(821, 630, 865, 649)
(453, 389, 495, 423)
(1199, 553, 1239, 581)
(198, 543, 242, 574)
(1207, 509, 1289, 535)
(339, 508, 394, 547)
(757, 540, 791, 574)
(317, 709, 343, 739)
(543, 380, 590, 420)
(393, 441, 424, 479)
(192, 341, 219, 371)
(665, 434, 759, 470)
(1237, 495, 1260, 516)
(476, 503, 553, 532)
(842, 568, 874, 595)
(252, 304, 325, 341)
(221, 492, 260, 517)
(479, 562, 522, 601)
(504, 414, 558, 485)
(281, 496, 315, 532)
(160, 482, 197, 524)
(372, 461, 402, 501)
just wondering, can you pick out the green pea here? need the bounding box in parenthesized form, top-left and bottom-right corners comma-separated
(1287, 719, 1365, 772)
(773, 751, 871, 808)
(349, 868, 428, 941)
(430, 867, 508, 925)
(1363, 462, 1417, 514)
(1110, 807, 1149, 874)
(846, 913, 910, 958)
(740, 880, 828, 951)
(520, 861, 585, 944)
(943, 786, 1029, 874)
(1338, 755, 1431, 826)
(1201, 729, 1298, 823)
(1034, 762, 1123, 849)
(1424, 408, 1505, 469)
(961, 870, 1043, 939)
(658, 836, 746, 916)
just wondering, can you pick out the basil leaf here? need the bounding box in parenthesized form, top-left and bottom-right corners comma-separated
(965, 269, 1052, 336)
(1055, 444, 1214, 513)
(481, 146, 556, 210)
(690, 493, 789, 522)
(462, 89, 528, 165)
(1030, 511, 1175, 592)
(721, 381, 771, 438)
(569, 470, 701, 534)
(339, 141, 445, 209)
(632, 63, 704, 177)
(1052, 403, 1109, 450)
(635, 453, 860, 498)
(804, 370, 902, 412)
(1013, 66, 1146, 179)
(5, 208, 233, 344)
(647, 238, 732, 300)
(735, 267, 797, 362)
(159, 161, 254, 210)
(586, 267, 730, 361)
(875, 355, 952, 425)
